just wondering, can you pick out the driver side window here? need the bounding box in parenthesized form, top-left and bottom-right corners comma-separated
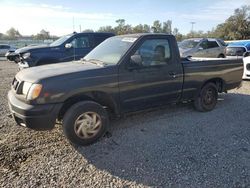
(134, 39, 171, 67)
(70, 36, 90, 48)
(200, 41, 208, 49)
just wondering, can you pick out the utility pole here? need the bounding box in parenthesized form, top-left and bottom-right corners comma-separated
(190, 22, 196, 37)
(73, 17, 75, 32)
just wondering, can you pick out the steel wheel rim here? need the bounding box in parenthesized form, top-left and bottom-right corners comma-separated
(203, 88, 215, 105)
(74, 112, 102, 139)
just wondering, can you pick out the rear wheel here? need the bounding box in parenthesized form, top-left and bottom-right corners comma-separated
(194, 83, 218, 112)
(62, 101, 109, 146)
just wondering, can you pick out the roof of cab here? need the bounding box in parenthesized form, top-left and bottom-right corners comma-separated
(116, 33, 174, 38)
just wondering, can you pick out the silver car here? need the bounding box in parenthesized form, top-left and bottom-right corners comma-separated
(0, 44, 16, 57)
(178, 38, 226, 58)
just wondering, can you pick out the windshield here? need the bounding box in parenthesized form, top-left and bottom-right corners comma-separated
(179, 39, 200, 49)
(50, 34, 72, 47)
(84, 36, 137, 65)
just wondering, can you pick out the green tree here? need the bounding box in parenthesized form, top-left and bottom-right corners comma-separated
(172, 28, 183, 41)
(34, 29, 50, 40)
(133, 24, 144, 33)
(143, 24, 151, 33)
(98, 26, 115, 33)
(6, 27, 21, 40)
(82, 29, 94, 32)
(115, 19, 126, 35)
(213, 5, 250, 40)
(152, 20, 162, 33)
(162, 20, 172, 34)
(114, 19, 133, 35)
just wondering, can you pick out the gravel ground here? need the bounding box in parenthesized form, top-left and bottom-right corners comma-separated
(0, 59, 250, 187)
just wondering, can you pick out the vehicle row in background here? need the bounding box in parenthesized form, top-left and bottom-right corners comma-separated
(6, 32, 115, 68)
(0, 44, 16, 57)
(178, 38, 226, 58)
(225, 41, 250, 58)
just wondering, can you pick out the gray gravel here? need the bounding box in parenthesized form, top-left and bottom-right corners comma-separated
(0, 60, 250, 187)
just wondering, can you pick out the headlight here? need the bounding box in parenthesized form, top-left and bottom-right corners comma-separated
(27, 84, 43, 100)
(22, 52, 30, 59)
(22, 81, 32, 95)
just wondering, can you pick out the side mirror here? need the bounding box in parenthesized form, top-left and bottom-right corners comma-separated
(129, 55, 142, 69)
(198, 47, 203, 51)
(65, 43, 72, 49)
(243, 51, 250, 58)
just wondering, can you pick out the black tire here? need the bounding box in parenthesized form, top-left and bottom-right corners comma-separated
(194, 83, 218, 112)
(62, 101, 109, 146)
(218, 54, 225, 58)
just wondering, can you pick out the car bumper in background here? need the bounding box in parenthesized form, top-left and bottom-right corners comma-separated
(18, 61, 29, 70)
(8, 91, 63, 130)
(6, 52, 20, 62)
(243, 57, 250, 80)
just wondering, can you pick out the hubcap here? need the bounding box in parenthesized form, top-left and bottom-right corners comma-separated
(203, 88, 215, 105)
(74, 112, 102, 139)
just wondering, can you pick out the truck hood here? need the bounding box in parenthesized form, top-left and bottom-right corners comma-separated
(16, 61, 104, 83)
(15, 44, 51, 54)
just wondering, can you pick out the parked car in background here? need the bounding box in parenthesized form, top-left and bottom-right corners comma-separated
(0, 44, 16, 57)
(225, 41, 250, 58)
(243, 52, 250, 80)
(8, 32, 115, 69)
(178, 38, 226, 58)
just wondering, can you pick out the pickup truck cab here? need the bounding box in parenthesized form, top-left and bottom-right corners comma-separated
(8, 34, 243, 146)
(10, 32, 114, 68)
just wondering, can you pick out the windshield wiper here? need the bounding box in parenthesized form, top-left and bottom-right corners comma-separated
(83, 58, 107, 66)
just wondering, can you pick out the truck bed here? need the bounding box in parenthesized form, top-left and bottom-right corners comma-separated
(181, 58, 243, 100)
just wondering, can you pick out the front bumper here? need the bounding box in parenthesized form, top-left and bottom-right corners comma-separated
(243, 59, 250, 80)
(8, 91, 63, 130)
(5, 52, 19, 62)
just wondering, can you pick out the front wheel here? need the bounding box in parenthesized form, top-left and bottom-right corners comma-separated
(62, 101, 109, 146)
(194, 83, 218, 112)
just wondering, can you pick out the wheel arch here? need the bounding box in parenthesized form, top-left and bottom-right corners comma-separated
(58, 91, 119, 121)
(217, 53, 225, 58)
(196, 77, 225, 97)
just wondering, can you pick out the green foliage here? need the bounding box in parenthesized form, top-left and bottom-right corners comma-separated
(33, 29, 50, 40)
(213, 5, 250, 40)
(0, 5, 249, 41)
(6, 27, 21, 40)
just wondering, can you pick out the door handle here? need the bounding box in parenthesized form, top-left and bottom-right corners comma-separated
(169, 71, 177, 78)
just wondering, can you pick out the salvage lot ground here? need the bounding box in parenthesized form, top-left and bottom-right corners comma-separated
(0, 60, 250, 187)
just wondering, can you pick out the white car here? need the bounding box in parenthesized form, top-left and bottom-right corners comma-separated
(243, 55, 250, 80)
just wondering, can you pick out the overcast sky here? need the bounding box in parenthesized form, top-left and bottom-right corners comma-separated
(0, 0, 249, 36)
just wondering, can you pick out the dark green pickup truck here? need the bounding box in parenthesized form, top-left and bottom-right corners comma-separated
(8, 34, 243, 146)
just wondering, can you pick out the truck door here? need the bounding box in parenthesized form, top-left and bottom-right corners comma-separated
(119, 37, 183, 112)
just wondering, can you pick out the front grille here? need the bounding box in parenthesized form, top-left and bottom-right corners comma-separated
(12, 77, 22, 94)
(226, 47, 246, 56)
(247, 63, 250, 71)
